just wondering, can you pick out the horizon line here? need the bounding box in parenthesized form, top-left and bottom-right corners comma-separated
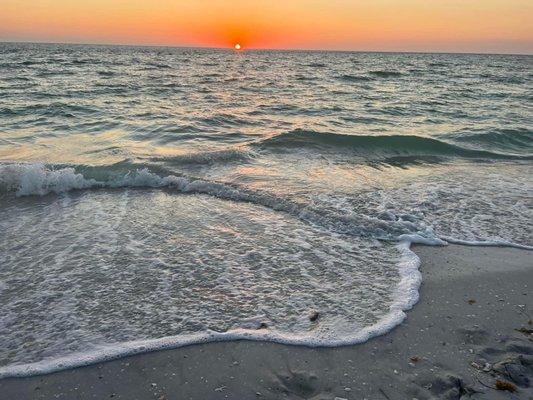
(1, 39, 532, 57)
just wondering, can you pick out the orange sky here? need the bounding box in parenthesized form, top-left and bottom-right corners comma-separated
(1, 0, 532, 53)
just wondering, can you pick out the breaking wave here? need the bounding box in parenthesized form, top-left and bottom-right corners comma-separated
(2, 162, 530, 249)
(0, 163, 439, 241)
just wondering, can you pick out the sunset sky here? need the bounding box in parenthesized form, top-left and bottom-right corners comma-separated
(1, 0, 532, 53)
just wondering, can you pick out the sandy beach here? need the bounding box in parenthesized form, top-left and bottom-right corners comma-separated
(0, 244, 531, 400)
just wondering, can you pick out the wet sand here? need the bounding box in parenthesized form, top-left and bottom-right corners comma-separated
(1, 244, 532, 400)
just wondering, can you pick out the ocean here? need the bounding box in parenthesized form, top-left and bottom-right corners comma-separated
(0, 43, 531, 377)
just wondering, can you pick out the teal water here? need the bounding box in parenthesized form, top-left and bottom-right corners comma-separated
(0, 43, 532, 377)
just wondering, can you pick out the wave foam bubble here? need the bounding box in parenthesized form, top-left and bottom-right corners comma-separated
(0, 163, 98, 196)
(1, 163, 529, 250)
(0, 163, 529, 378)
(0, 163, 437, 243)
(0, 189, 423, 378)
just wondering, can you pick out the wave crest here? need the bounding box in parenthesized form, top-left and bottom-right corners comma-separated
(0, 163, 435, 241)
(256, 129, 531, 161)
(150, 148, 253, 165)
(445, 128, 533, 156)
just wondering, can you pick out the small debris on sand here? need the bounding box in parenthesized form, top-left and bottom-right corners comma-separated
(410, 356, 421, 363)
(515, 327, 533, 335)
(493, 355, 530, 387)
(470, 361, 482, 370)
(309, 311, 319, 322)
(467, 299, 476, 305)
(495, 379, 517, 392)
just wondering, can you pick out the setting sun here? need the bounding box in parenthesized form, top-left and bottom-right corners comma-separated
(234, 44, 241, 50)
(0, 0, 531, 53)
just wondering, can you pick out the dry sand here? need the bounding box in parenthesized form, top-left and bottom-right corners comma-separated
(1, 244, 532, 400)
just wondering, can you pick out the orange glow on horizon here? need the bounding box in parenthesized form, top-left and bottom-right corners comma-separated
(0, 0, 531, 54)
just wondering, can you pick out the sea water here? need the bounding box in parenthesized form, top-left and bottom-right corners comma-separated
(0, 43, 531, 377)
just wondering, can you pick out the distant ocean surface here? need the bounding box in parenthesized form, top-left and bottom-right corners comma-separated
(0, 43, 532, 377)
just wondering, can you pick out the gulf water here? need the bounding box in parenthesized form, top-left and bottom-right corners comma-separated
(0, 43, 531, 377)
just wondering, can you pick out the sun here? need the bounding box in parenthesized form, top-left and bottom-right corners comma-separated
(234, 43, 241, 50)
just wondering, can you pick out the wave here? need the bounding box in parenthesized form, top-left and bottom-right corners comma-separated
(339, 74, 374, 82)
(0, 163, 439, 241)
(441, 236, 533, 250)
(369, 70, 404, 78)
(1, 102, 101, 119)
(97, 70, 116, 77)
(0, 241, 422, 379)
(428, 62, 448, 68)
(194, 113, 260, 128)
(445, 128, 533, 156)
(307, 62, 326, 68)
(150, 148, 253, 165)
(256, 129, 531, 160)
(2, 163, 530, 249)
(0, 163, 530, 378)
(295, 75, 316, 82)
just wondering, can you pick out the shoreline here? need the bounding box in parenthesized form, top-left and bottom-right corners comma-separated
(1, 244, 532, 399)
(0, 240, 421, 380)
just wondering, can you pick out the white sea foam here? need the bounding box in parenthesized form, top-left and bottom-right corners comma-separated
(441, 236, 533, 250)
(0, 162, 530, 378)
(0, 163, 207, 196)
(0, 185, 426, 379)
(1, 163, 530, 248)
(0, 237, 510, 379)
(397, 234, 448, 246)
(0, 163, 98, 196)
(0, 163, 428, 239)
(0, 235, 424, 379)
